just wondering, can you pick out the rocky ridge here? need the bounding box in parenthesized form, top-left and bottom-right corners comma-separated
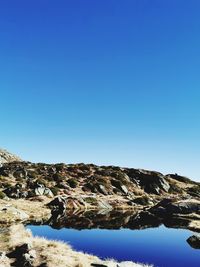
(0, 160, 199, 206)
(0, 149, 22, 165)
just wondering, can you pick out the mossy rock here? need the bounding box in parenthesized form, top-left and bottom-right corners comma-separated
(84, 197, 98, 205)
(52, 173, 65, 182)
(111, 179, 123, 189)
(84, 182, 98, 193)
(2, 182, 12, 188)
(36, 178, 48, 186)
(50, 187, 60, 195)
(0, 191, 6, 199)
(67, 178, 78, 188)
(27, 171, 38, 179)
(55, 163, 65, 172)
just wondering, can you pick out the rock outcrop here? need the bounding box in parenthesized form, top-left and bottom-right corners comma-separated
(149, 199, 200, 216)
(126, 169, 170, 194)
(0, 149, 22, 165)
(8, 243, 37, 267)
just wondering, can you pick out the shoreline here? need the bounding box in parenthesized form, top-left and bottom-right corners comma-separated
(0, 198, 152, 267)
(0, 197, 200, 267)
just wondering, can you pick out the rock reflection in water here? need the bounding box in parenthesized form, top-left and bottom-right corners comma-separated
(27, 217, 200, 267)
(45, 195, 200, 233)
(46, 209, 189, 231)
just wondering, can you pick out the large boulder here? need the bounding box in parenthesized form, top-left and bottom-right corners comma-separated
(166, 201, 200, 214)
(111, 179, 129, 195)
(34, 186, 54, 197)
(127, 169, 170, 194)
(34, 187, 45, 196)
(150, 199, 200, 217)
(47, 196, 67, 213)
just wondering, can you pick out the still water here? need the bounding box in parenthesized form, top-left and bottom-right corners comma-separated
(27, 225, 200, 267)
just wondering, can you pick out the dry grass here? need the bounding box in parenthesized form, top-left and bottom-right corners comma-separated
(0, 255, 10, 267)
(32, 237, 97, 267)
(0, 197, 51, 223)
(166, 177, 195, 190)
(188, 220, 200, 232)
(5, 224, 153, 267)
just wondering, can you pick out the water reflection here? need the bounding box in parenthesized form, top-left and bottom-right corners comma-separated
(45, 209, 191, 232)
(27, 223, 200, 267)
(26, 210, 200, 267)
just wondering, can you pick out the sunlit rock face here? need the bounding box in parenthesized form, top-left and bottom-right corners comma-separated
(0, 149, 22, 165)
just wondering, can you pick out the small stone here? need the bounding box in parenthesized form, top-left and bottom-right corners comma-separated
(29, 249, 37, 259)
(187, 235, 200, 249)
(0, 251, 6, 260)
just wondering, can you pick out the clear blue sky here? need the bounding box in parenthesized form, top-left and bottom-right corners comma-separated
(0, 1, 200, 180)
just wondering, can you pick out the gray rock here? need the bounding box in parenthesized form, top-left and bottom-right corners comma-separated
(35, 187, 45, 196)
(44, 188, 54, 197)
(34, 187, 54, 197)
(98, 199, 112, 210)
(127, 169, 170, 195)
(187, 235, 200, 249)
(0, 148, 22, 165)
(98, 185, 108, 195)
(0, 251, 6, 260)
(120, 185, 129, 195)
(150, 199, 200, 217)
(166, 201, 200, 214)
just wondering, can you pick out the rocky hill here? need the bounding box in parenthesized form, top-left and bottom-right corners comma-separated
(0, 149, 199, 210)
(0, 149, 22, 165)
(0, 159, 199, 209)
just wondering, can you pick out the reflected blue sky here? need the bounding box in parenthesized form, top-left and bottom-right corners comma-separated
(27, 225, 200, 267)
